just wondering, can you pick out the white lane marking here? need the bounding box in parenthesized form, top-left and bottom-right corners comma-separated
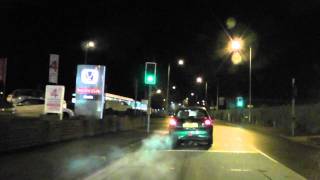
(230, 168, 251, 172)
(252, 147, 279, 164)
(160, 149, 258, 153)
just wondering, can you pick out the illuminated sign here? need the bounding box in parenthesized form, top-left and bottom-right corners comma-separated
(75, 65, 106, 119)
(76, 88, 101, 95)
(81, 69, 99, 84)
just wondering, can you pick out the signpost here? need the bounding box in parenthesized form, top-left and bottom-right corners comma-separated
(0, 58, 7, 98)
(44, 85, 65, 120)
(144, 62, 157, 133)
(75, 65, 106, 119)
(49, 54, 59, 84)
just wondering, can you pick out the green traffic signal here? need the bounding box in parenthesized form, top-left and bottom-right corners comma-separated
(145, 74, 156, 84)
(144, 62, 157, 85)
(236, 96, 244, 108)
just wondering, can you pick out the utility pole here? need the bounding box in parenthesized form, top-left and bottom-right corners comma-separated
(134, 78, 138, 115)
(166, 64, 170, 114)
(216, 80, 219, 110)
(291, 78, 296, 136)
(147, 85, 151, 133)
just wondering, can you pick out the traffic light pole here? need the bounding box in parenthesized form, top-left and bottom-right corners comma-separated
(147, 85, 151, 133)
(165, 64, 170, 114)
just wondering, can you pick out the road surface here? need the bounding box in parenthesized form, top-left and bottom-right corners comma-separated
(0, 118, 319, 179)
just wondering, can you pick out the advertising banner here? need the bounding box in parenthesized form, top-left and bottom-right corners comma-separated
(75, 65, 106, 119)
(49, 54, 59, 84)
(44, 85, 65, 119)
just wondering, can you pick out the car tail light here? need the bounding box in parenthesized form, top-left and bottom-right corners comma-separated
(204, 119, 212, 126)
(169, 118, 177, 126)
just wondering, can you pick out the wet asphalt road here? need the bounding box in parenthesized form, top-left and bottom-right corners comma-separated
(1, 118, 320, 180)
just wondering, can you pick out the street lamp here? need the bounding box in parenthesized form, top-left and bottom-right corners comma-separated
(196, 76, 208, 106)
(172, 85, 176, 90)
(166, 59, 184, 114)
(83, 41, 95, 64)
(156, 89, 162, 94)
(230, 37, 253, 123)
(196, 77, 203, 83)
(191, 92, 195, 96)
(178, 59, 184, 65)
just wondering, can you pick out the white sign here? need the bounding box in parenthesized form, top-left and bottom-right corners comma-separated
(49, 54, 59, 84)
(44, 85, 65, 116)
(81, 69, 99, 85)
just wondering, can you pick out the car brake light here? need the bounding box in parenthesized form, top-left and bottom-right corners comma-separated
(169, 118, 177, 126)
(204, 119, 212, 126)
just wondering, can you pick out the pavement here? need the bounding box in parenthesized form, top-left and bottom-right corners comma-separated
(1, 118, 320, 179)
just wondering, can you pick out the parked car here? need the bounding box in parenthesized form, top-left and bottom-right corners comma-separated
(105, 100, 132, 112)
(7, 89, 44, 104)
(13, 99, 74, 119)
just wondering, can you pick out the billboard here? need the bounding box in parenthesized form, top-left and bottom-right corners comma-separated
(49, 54, 59, 84)
(75, 65, 106, 119)
(44, 85, 65, 120)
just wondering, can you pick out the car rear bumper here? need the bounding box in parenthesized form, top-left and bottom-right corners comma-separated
(170, 128, 212, 141)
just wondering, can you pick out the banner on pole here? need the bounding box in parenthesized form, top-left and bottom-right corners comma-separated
(49, 54, 59, 84)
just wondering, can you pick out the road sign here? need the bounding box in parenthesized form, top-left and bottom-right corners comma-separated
(144, 62, 157, 85)
(49, 54, 59, 84)
(44, 85, 65, 119)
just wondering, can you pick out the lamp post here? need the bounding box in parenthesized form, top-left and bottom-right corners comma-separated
(229, 38, 253, 123)
(166, 59, 184, 114)
(84, 41, 95, 64)
(196, 76, 208, 106)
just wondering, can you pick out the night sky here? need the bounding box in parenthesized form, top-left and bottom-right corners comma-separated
(1, 1, 320, 105)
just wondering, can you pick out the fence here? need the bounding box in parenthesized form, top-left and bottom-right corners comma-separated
(211, 103, 320, 135)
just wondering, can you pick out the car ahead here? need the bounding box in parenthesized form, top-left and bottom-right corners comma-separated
(7, 89, 44, 105)
(13, 99, 74, 119)
(168, 107, 214, 147)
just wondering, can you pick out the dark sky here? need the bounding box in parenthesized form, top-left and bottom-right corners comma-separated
(1, 1, 320, 104)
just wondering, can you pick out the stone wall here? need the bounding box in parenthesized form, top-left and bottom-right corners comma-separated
(0, 115, 145, 152)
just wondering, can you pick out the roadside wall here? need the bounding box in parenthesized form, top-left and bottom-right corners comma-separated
(0, 115, 145, 153)
(211, 103, 320, 135)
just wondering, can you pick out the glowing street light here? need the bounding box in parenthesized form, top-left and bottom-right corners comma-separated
(191, 92, 195, 96)
(86, 41, 95, 48)
(196, 77, 203, 84)
(156, 89, 162, 94)
(172, 86, 176, 90)
(178, 59, 184, 66)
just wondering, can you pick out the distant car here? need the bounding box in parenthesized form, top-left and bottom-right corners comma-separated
(7, 89, 44, 104)
(13, 99, 74, 119)
(105, 100, 132, 112)
(168, 107, 214, 147)
(0, 100, 14, 116)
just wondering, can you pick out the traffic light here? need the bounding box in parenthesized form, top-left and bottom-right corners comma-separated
(236, 96, 244, 108)
(144, 62, 157, 85)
